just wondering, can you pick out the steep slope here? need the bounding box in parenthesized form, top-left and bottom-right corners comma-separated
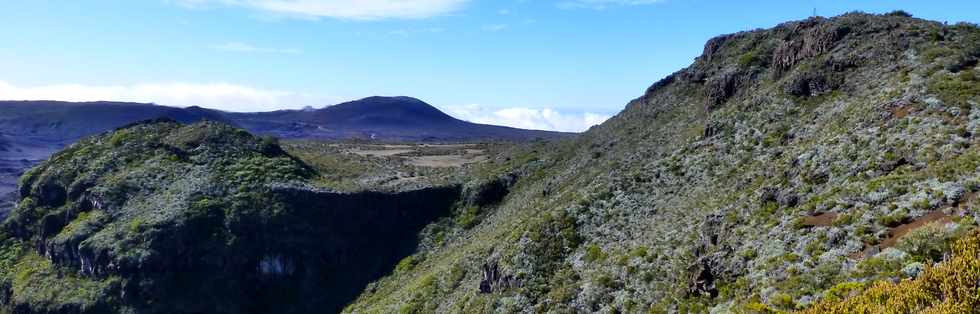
(0, 134, 14, 217)
(345, 12, 980, 313)
(226, 96, 570, 141)
(0, 120, 483, 313)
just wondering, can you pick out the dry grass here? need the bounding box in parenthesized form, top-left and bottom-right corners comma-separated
(404, 154, 488, 168)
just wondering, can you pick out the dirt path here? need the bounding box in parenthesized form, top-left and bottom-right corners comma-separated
(878, 210, 953, 250)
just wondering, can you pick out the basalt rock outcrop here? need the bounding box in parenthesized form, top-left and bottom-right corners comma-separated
(771, 18, 852, 73)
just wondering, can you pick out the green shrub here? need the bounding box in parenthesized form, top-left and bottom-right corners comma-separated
(258, 135, 285, 156)
(738, 51, 763, 68)
(926, 29, 944, 42)
(109, 131, 133, 147)
(447, 263, 466, 289)
(584, 244, 606, 263)
(770, 292, 795, 310)
(395, 256, 418, 274)
(762, 132, 784, 147)
(455, 205, 481, 229)
(921, 46, 955, 62)
(757, 201, 779, 223)
(594, 274, 617, 288)
(805, 240, 826, 257)
(877, 209, 909, 227)
(128, 217, 145, 233)
(629, 246, 649, 259)
(896, 221, 968, 262)
(642, 271, 655, 283)
(822, 281, 866, 302)
(886, 10, 912, 17)
(853, 255, 904, 280)
(545, 267, 581, 304)
(397, 274, 438, 314)
(961, 69, 977, 81)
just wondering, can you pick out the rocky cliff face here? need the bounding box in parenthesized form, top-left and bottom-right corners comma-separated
(0, 120, 491, 313)
(345, 12, 980, 313)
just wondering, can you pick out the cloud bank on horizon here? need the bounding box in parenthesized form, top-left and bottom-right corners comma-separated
(0, 81, 335, 113)
(0, 81, 608, 132)
(443, 104, 609, 133)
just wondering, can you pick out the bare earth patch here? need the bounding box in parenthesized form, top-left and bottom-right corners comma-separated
(405, 155, 488, 168)
(348, 148, 415, 157)
(342, 144, 490, 168)
(803, 212, 838, 227)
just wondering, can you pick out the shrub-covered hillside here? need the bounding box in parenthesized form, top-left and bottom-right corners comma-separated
(0, 120, 482, 313)
(345, 12, 980, 313)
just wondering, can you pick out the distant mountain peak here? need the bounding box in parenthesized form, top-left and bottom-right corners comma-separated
(313, 96, 457, 126)
(359, 95, 423, 102)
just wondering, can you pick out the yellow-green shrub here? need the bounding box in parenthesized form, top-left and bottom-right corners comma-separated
(799, 230, 980, 313)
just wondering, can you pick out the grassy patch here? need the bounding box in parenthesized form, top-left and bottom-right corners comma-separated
(583, 244, 606, 263)
(928, 70, 980, 110)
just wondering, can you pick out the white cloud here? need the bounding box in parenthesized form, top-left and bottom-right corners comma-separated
(212, 42, 302, 54)
(559, 0, 665, 9)
(387, 27, 444, 36)
(482, 23, 508, 32)
(441, 104, 609, 132)
(0, 81, 341, 112)
(178, 0, 468, 20)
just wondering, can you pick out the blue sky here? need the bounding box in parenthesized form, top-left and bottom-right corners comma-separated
(1, 0, 978, 131)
